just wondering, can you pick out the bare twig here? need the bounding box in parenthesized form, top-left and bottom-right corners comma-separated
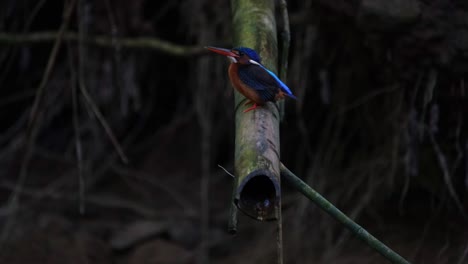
(111, 164, 196, 215)
(427, 126, 466, 216)
(277, 1, 289, 262)
(465, 141, 468, 190)
(25, 0, 49, 29)
(0, 31, 205, 56)
(78, 79, 129, 164)
(278, 0, 291, 119)
(74, 1, 128, 165)
(67, 23, 85, 214)
(276, 202, 283, 264)
(228, 199, 238, 234)
(195, 43, 212, 264)
(0, 182, 161, 218)
(80, 83, 156, 191)
(217, 164, 235, 178)
(103, 0, 127, 116)
(0, 0, 77, 243)
(419, 69, 438, 139)
(76, 0, 89, 214)
(0, 109, 29, 148)
(68, 44, 85, 214)
(278, 0, 290, 81)
(451, 112, 463, 177)
(219, 165, 238, 234)
(457, 241, 468, 264)
(338, 85, 399, 115)
(0, 0, 48, 88)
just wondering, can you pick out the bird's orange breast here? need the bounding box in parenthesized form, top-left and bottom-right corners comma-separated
(228, 63, 264, 105)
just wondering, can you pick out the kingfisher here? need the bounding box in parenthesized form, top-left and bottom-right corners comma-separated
(206, 46, 296, 112)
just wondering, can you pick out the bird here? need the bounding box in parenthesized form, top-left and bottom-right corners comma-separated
(205, 46, 296, 113)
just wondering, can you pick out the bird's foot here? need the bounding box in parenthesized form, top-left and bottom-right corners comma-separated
(243, 103, 258, 113)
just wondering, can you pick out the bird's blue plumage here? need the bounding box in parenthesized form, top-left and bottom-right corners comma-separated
(237, 65, 276, 102)
(237, 64, 296, 102)
(232, 47, 295, 99)
(237, 64, 297, 102)
(257, 64, 296, 98)
(207, 45, 296, 104)
(233, 47, 261, 63)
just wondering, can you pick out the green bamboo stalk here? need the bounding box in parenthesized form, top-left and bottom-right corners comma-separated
(280, 163, 411, 264)
(230, 0, 282, 221)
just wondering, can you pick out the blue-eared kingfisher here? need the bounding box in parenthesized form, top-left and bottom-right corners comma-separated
(206, 46, 296, 113)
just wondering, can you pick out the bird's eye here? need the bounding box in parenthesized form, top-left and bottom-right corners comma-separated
(238, 51, 244, 56)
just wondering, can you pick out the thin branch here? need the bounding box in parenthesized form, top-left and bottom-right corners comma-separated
(195, 47, 212, 264)
(220, 164, 238, 234)
(278, 0, 291, 119)
(427, 126, 465, 216)
(111, 164, 196, 215)
(0, 31, 205, 56)
(79, 82, 129, 164)
(228, 199, 238, 234)
(277, 1, 288, 262)
(276, 202, 283, 264)
(76, 0, 88, 214)
(217, 164, 235, 178)
(103, 0, 126, 116)
(0, 0, 78, 243)
(0, 182, 161, 218)
(69, 42, 85, 214)
(25, 0, 49, 29)
(278, 0, 290, 82)
(0, 0, 48, 88)
(280, 163, 412, 264)
(75, 13, 129, 165)
(457, 241, 468, 264)
(338, 85, 399, 115)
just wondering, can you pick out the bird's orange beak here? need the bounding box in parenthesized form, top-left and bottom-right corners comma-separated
(205, 46, 239, 58)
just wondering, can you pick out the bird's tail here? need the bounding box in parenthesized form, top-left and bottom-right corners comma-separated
(285, 93, 297, 100)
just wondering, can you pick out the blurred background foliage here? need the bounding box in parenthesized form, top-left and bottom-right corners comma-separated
(0, 0, 467, 263)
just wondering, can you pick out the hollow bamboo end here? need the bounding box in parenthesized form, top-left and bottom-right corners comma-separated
(235, 170, 280, 221)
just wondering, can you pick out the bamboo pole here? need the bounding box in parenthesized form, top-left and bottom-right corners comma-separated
(230, 0, 281, 221)
(280, 163, 412, 264)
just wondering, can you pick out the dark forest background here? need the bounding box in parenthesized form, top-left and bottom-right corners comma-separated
(0, 0, 467, 263)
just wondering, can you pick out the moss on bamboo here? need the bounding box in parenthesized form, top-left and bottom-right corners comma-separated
(231, 0, 281, 221)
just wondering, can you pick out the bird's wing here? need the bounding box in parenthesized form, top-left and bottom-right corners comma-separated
(238, 64, 296, 102)
(255, 63, 295, 98)
(237, 64, 277, 102)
